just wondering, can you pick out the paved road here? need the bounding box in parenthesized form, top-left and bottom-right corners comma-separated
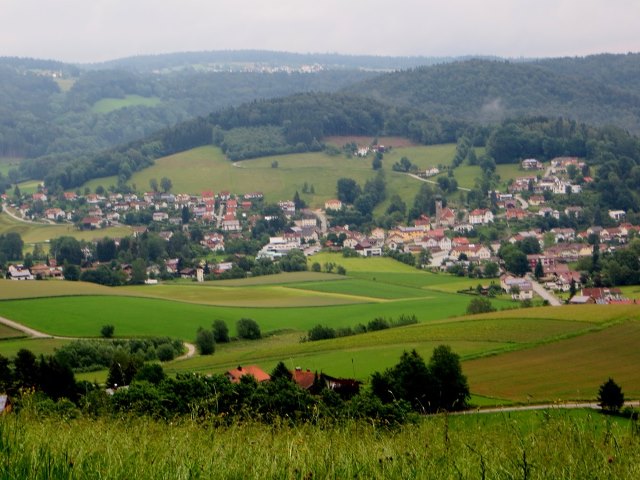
(527, 274, 563, 306)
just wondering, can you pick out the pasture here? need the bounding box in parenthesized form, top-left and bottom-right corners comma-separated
(91, 95, 162, 114)
(0, 289, 508, 340)
(15, 180, 42, 195)
(81, 144, 458, 210)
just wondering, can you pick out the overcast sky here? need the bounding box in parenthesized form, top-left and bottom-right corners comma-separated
(2, 0, 639, 63)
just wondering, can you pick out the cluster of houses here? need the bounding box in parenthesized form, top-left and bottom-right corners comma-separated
(3, 152, 640, 304)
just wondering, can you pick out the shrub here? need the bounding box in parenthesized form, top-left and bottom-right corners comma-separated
(100, 325, 115, 339)
(195, 328, 215, 355)
(134, 364, 166, 385)
(598, 378, 624, 412)
(367, 317, 390, 331)
(466, 297, 496, 315)
(308, 324, 336, 341)
(237, 318, 261, 340)
(212, 320, 230, 343)
(156, 344, 176, 362)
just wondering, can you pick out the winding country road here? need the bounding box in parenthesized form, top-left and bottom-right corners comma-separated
(0, 315, 197, 360)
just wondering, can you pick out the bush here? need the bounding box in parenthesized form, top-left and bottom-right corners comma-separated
(100, 325, 115, 339)
(307, 324, 336, 341)
(237, 318, 261, 340)
(212, 320, 230, 343)
(156, 344, 176, 362)
(598, 378, 624, 412)
(466, 297, 496, 315)
(367, 317, 390, 331)
(195, 328, 215, 355)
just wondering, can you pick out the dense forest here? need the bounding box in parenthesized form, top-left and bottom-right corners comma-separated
(0, 58, 375, 161)
(344, 57, 640, 132)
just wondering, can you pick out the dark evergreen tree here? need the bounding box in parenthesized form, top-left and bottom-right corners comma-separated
(598, 378, 624, 412)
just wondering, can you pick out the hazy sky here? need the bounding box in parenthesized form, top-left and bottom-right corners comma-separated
(2, 0, 639, 63)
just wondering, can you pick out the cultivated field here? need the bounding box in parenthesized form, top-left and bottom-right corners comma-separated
(1, 255, 639, 403)
(464, 320, 640, 400)
(91, 95, 162, 114)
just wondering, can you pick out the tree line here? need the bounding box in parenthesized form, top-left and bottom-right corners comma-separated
(0, 345, 469, 425)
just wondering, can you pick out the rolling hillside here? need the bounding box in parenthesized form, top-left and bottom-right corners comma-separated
(344, 58, 640, 132)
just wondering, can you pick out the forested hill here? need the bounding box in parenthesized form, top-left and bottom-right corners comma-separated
(343, 57, 640, 133)
(534, 53, 640, 93)
(86, 50, 459, 73)
(0, 59, 377, 161)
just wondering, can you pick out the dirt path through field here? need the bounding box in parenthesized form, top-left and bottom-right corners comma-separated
(0, 315, 197, 360)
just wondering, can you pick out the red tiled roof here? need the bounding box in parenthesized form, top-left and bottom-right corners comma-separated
(291, 369, 316, 389)
(226, 365, 270, 383)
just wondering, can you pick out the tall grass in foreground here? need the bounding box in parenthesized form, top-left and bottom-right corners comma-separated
(1, 409, 639, 479)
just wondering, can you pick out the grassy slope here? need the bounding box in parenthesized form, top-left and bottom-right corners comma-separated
(91, 95, 162, 114)
(2, 410, 639, 479)
(82, 144, 457, 210)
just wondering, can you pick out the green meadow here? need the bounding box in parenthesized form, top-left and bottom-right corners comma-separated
(0, 211, 133, 246)
(1, 254, 639, 403)
(91, 95, 162, 114)
(3, 409, 639, 479)
(82, 144, 457, 210)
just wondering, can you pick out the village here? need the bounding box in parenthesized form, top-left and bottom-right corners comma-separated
(1, 155, 638, 306)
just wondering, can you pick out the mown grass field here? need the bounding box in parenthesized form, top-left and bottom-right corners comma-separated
(2, 408, 639, 479)
(0, 211, 133, 246)
(82, 144, 457, 210)
(14, 180, 41, 195)
(0, 338, 70, 357)
(0, 290, 509, 340)
(91, 95, 162, 114)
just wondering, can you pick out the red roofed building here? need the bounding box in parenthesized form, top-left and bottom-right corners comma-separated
(291, 367, 317, 390)
(226, 365, 270, 383)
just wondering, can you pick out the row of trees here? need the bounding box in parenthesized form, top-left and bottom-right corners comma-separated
(195, 318, 261, 355)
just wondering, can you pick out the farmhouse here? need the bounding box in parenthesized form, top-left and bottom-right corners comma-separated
(7, 265, 33, 280)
